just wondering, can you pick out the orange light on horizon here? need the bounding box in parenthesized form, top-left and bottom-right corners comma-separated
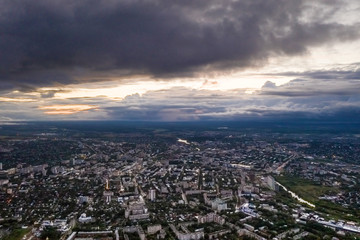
(0, 97, 36, 102)
(39, 104, 98, 115)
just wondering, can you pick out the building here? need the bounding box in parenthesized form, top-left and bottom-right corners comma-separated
(148, 224, 162, 234)
(170, 224, 204, 240)
(123, 225, 146, 240)
(103, 191, 114, 203)
(125, 202, 150, 220)
(0, 179, 9, 186)
(51, 166, 58, 174)
(198, 213, 225, 225)
(149, 189, 156, 201)
(265, 176, 277, 191)
(78, 196, 93, 204)
(78, 213, 93, 223)
(211, 198, 227, 212)
(41, 219, 70, 233)
(6, 168, 16, 175)
(137, 226, 146, 240)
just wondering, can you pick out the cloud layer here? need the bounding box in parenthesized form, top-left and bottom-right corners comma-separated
(1, 0, 359, 90)
(0, 0, 360, 122)
(3, 67, 359, 122)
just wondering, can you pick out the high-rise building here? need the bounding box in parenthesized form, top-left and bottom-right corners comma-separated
(266, 176, 277, 191)
(104, 191, 114, 203)
(148, 189, 156, 201)
(105, 179, 110, 190)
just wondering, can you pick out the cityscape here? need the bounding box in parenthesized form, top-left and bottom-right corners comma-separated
(0, 122, 359, 240)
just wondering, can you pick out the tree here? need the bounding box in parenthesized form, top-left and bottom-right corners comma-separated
(40, 227, 61, 240)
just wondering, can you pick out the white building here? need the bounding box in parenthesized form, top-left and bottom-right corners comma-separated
(78, 213, 92, 223)
(211, 198, 227, 212)
(103, 191, 114, 203)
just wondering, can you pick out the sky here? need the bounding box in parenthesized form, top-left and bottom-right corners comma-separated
(0, 0, 360, 122)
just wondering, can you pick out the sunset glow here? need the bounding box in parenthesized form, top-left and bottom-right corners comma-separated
(39, 105, 98, 115)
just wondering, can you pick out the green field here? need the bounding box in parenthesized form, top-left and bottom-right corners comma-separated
(276, 175, 360, 223)
(276, 175, 337, 202)
(2, 228, 31, 240)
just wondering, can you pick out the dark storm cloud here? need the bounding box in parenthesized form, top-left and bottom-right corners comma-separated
(1, 0, 359, 90)
(243, 106, 360, 122)
(106, 105, 228, 121)
(271, 66, 360, 80)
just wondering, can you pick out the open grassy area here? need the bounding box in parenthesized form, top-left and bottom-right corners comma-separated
(2, 228, 31, 240)
(275, 175, 360, 223)
(275, 175, 337, 202)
